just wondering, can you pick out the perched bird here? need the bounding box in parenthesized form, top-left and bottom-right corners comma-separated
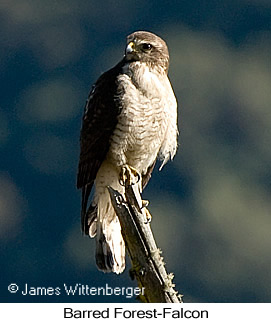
(77, 31, 178, 274)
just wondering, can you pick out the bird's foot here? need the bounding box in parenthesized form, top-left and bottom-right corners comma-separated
(119, 165, 141, 186)
(142, 206, 152, 223)
(142, 199, 152, 223)
(142, 199, 149, 208)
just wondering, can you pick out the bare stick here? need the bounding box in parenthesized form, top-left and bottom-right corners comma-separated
(107, 184, 183, 303)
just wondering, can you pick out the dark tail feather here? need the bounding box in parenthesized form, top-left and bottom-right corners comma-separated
(95, 222, 125, 274)
(95, 231, 114, 272)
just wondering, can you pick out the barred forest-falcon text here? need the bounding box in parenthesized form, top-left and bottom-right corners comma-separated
(77, 31, 178, 274)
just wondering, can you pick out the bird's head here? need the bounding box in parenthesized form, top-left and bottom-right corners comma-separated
(124, 31, 169, 73)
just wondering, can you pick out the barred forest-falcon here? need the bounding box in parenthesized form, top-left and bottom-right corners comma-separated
(77, 31, 178, 274)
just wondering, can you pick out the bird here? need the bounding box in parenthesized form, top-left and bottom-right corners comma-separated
(77, 31, 178, 274)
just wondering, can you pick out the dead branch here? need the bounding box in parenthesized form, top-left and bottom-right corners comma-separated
(107, 184, 183, 303)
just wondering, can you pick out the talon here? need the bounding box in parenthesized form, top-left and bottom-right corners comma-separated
(129, 165, 141, 185)
(142, 199, 149, 208)
(119, 167, 126, 186)
(143, 208, 152, 223)
(119, 165, 141, 186)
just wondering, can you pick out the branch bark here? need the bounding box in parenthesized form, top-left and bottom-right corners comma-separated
(107, 184, 183, 303)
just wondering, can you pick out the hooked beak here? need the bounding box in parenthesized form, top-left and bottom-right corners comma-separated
(126, 41, 135, 54)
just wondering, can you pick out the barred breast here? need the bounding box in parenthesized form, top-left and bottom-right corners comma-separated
(107, 61, 177, 175)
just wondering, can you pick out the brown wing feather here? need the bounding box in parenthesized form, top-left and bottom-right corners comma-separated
(77, 61, 124, 232)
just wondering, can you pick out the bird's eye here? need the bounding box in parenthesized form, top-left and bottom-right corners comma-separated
(142, 43, 153, 51)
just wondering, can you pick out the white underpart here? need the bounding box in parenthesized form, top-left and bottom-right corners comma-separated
(93, 61, 178, 274)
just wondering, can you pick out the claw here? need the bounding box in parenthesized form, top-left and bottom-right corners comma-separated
(142, 200, 151, 222)
(143, 207, 152, 223)
(142, 199, 149, 208)
(119, 165, 141, 186)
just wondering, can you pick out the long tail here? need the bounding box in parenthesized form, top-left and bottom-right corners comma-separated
(84, 161, 142, 274)
(95, 189, 125, 274)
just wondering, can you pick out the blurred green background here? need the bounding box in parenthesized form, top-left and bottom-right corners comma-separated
(1, 0, 271, 303)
